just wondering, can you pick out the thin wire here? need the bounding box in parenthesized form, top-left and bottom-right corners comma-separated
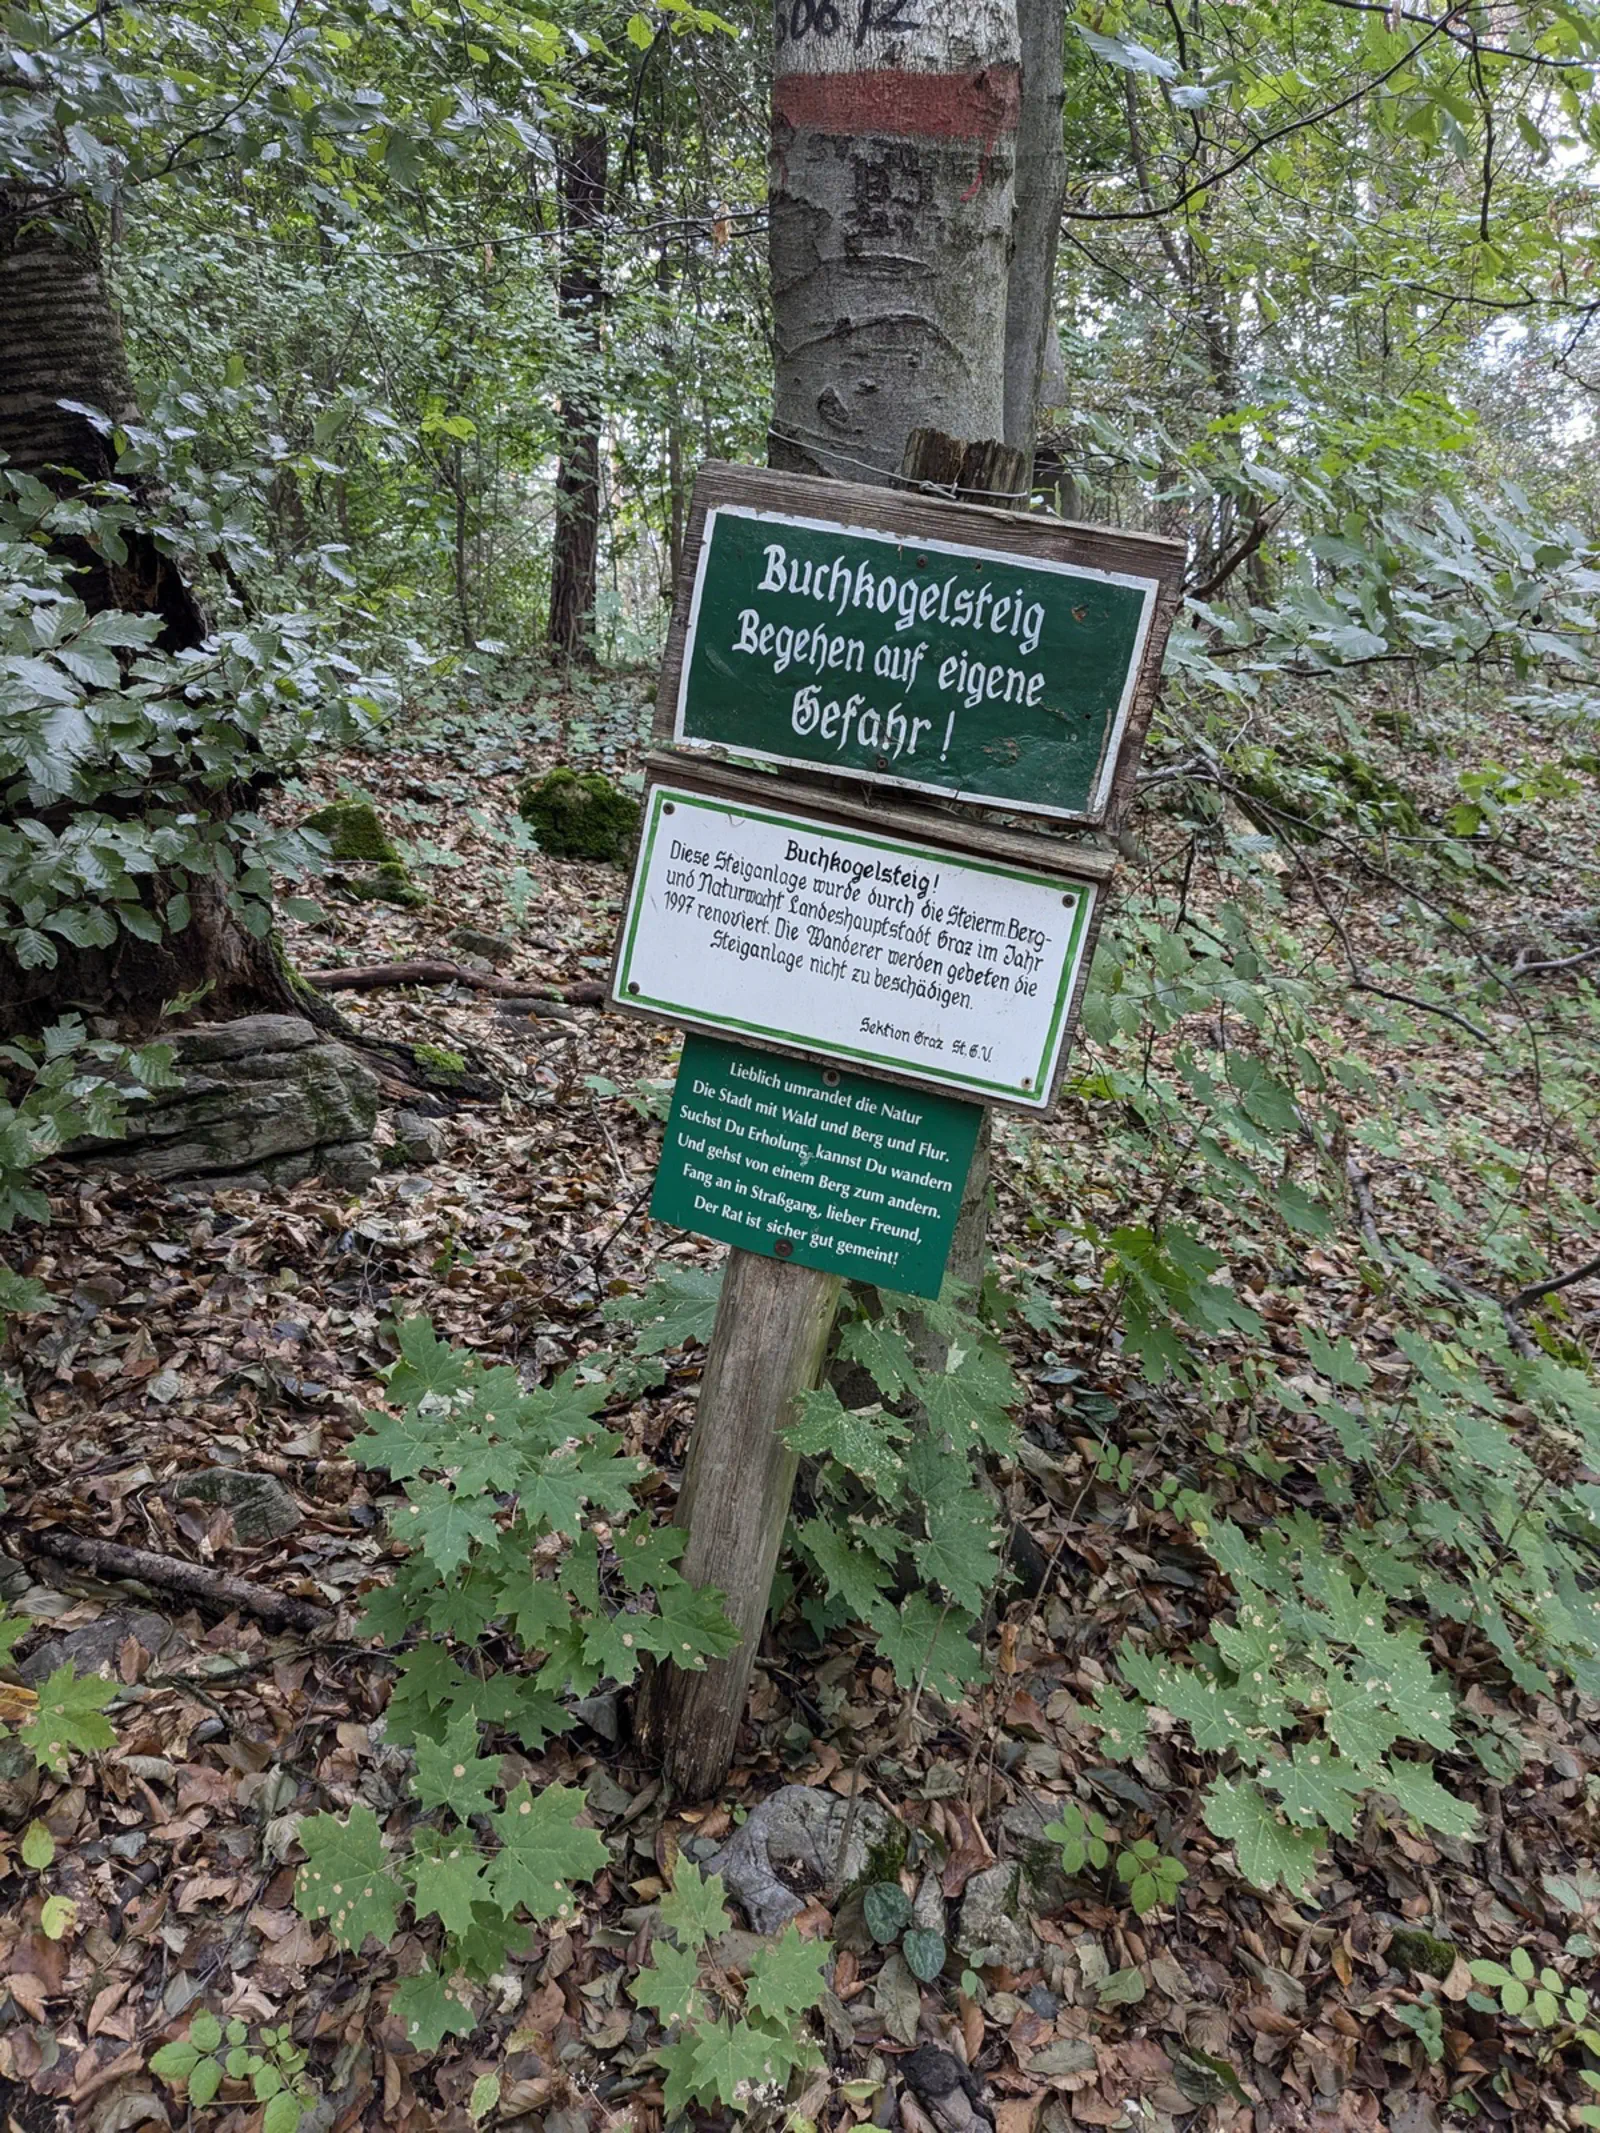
(765, 419, 1033, 504)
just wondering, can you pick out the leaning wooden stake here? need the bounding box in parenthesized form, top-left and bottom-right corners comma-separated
(634, 1252, 841, 1794)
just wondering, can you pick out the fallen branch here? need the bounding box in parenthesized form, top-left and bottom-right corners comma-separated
(1510, 1251, 1600, 1309)
(1509, 940, 1600, 981)
(11, 1527, 333, 1634)
(1350, 977, 1494, 1045)
(302, 959, 605, 1006)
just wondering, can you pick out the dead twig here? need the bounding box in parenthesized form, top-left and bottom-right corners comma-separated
(11, 1527, 333, 1633)
(1509, 1250, 1600, 1309)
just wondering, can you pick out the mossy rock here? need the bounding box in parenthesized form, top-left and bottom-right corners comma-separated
(345, 861, 427, 908)
(303, 800, 400, 865)
(517, 767, 640, 863)
(1389, 1927, 1459, 1978)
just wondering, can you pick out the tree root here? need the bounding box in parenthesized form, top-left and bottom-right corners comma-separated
(302, 960, 606, 1006)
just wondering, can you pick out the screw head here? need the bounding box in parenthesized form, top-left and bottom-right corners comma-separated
(773, 1237, 794, 1259)
(875, 755, 889, 771)
(1020, 1076, 1032, 1088)
(663, 801, 675, 815)
(627, 981, 640, 994)
(823, 1069, 840, 1087)
(1062, 893, 1073, 905)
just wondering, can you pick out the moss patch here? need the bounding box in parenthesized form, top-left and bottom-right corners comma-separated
(345, 862, 427, 908)
(1389, 1927, 1459, 1977)
(413, 1044, 466, 1080)
(517, 767, 640, 863)
(303, 800, 400, 865)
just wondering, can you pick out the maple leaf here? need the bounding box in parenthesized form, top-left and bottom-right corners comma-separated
(797, 1518, 890, 1618)
(487, 1784, 608, 1922)
(603, 1265, 722, 1353)
(20, 1664, 114, 1773)
(355, 1405, 452, 1481)
(468, 1671, 572, 1750)
(1258, 1742, 1366, 1836)
(679, 2015, 796, 2109)
(295, 1806, 402, 1950)
(411, 1713, 501, 1823)
(868, 1593, 986, 1703)
(743, 1925, 828, 2022)
(494, 1565, 570, 1652)
(1378, 1758, 1479, 1838)
(522, 1441, 642, 1536)
(392, 1967, 479, 2052)
(1202, 1777, 1323, 1895)
(920, 1340, 1020, 1455)
(783, 1385, 907, 1497)
(1155, 1663, 1260, 1753)
(918, 1499, 1000, 1614)
(407, 1831, 492, 1938)
(394, 1478, 501, 1581)
(646, 1579, 740, 1668)
(837, 1317, 919, 1403)
(1320, 1666, 1405, 1768)
(615, 1514, 688, 1593)
(658, 1862, 730, 1949)
(629, 1937, 705, 2025)
(387, 1316, 470, 1401)
(581, 1609, 650, 1683)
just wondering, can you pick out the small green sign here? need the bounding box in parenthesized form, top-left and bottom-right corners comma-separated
(674, 503, 1159, 821)
(651, 1033, 981, 1298)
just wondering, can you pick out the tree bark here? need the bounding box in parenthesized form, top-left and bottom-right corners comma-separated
(1003, 0, 1067, 464)
(0, 189, 303, 1036)
(769, 1, 1022, 483)
(547, 128, 609, 664)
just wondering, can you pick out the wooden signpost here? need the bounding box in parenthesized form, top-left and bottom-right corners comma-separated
(616, 461, 1184, 1793)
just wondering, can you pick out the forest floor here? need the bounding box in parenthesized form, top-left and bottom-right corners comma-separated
(2, 671, 1598, 2133)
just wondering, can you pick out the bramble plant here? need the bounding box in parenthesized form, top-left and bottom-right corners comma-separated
(629, 1863, 830, 2115)
(291, 1316, 738, 2047)
(149, 2012, 320, 2132)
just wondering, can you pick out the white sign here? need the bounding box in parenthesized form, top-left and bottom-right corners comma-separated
(612, 784, 1098, 1108)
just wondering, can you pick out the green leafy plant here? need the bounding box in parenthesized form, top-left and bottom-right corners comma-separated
(1043, 1803, 1187, 1919)
(860, 1877, 945, 1982)
(290, 1317, 738, 2042)
(150, 2012, 319, 2131)
(786, 1279, 1022, 1705)
(629, 1864, 829, 2115)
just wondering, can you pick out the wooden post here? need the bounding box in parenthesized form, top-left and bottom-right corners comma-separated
(635, 426, 1031, 1798)
(634, 1251, 841, 1795)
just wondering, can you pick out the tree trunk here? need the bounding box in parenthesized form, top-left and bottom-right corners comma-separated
(0, 189, 305, 1035)
(1004, 0, 1067, 464)
(547, 129, 608, 664)
(769, 1, 1022, 483)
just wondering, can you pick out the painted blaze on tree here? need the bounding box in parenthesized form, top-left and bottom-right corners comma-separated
(769, 0, 1022, 480)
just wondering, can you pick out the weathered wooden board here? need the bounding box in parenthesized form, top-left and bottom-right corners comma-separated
(653, 461, 1185, 828)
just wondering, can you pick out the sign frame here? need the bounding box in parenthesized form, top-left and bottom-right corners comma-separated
(653, 460, 1185, 831)
(608, 759, 1112, 1113)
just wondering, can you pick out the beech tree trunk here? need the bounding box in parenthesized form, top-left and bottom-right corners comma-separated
(769, 0, 1022, 484)
(1004, 0, 1067, 464)
(0, 189, 299, 1034)
(546, 129, 608, 664)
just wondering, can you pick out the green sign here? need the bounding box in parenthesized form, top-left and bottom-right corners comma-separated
(651, 1033, 981, 1298)
(673, 503, 1160, 822)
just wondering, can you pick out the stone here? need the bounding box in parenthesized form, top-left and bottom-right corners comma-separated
(1388, 1926, 1460, 1978)
(303, 799, 400, 864)
(517, 767, 641, 863)
(20, 1607, 186, 1686)
(956, 1863, 1042, 1971)
(0, 1737, 40, 1827)
(708, 1783, 893, 1933)
(387, 1110, 446, 1167)
(169, 1468, 303, 1544)
(448, 926, 517, 967)
(1000, 1793, 1073, 1911)
(67, 1016, 379, 1189)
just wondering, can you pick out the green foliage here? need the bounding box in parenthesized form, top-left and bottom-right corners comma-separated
(1044, 1803, 1186, 1918)
(787, 1280, 1022, 1703)
(628, 1865, 829, 2116)
(150, 2012, 320, 2129)
(292, 1317, 735, 2008)
(517, 768, 642, 862)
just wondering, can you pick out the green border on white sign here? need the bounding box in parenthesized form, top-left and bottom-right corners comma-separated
(612, 785, 1097, 1107)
